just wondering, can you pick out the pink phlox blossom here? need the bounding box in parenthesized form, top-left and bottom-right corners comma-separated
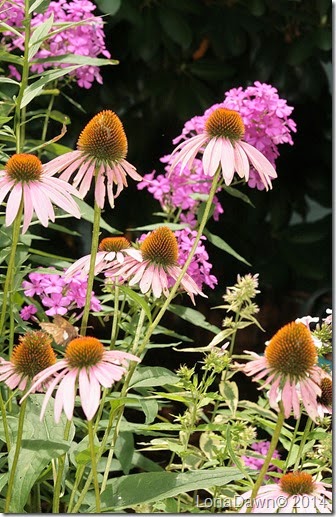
(2, 0, 110, 89)
(241, 440, 281, 480)
(20, 304, 38, 321)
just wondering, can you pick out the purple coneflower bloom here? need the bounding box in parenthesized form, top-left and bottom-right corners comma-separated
(104, 226, 206, 304)
(65, 236, 139, 278)
(21, 337, 140, 422)
(44, 110, 142, 209)
(169, 107, 277, 190)
(238, 471, 332, 513)
(0, 331, 56, 391)
(316, 374, 332, 419)
(0, 154, 81, 233)
(238, 322, 324, 421)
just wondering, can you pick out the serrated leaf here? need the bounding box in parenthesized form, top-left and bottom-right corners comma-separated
(100, 468, 244, 510)
(203, 229, 251, 265)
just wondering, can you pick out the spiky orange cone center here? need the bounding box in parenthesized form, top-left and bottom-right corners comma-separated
(205, 107, 245, 140)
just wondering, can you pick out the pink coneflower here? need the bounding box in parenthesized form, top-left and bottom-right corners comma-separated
(0, 154, 81, 233)
(65, 236, 139, 278)
(316, 374, 332, 418)
(105, 226, 206, 304)
(0, 331, 56, 391)
(238, 322, 324, 421)
(169, 107, 277, 190)
(21, 336, 140, 422)
(44, 110, 142, 209)
(238, 471, 332, 513)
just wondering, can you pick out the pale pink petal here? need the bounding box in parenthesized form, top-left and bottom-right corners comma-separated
(239, 141, 277, 189)
(0, 179, 15, 204)
(39, 181, 81, 218)
(44, 150, 82, 175)
(77, 162, 95, 197)
(28, 183, 54, 227)
(39, 369, 68, 420)
(79, 368, 101, 420)
(139, 264, 155, 294)
(71, 160, 92, 188)
(151, 265, 163, 298)
(5, 183, 22, 227)
(202, 137, 221, 176)
(119, 159, 142, 181)
(170, 134, 208, 174)
(54, 369, 77, 422)
(234, 143, 250, 180)
(94, 168, 106, 208)
(127, 262, 148, 285)
(21, 184, 34, 233)
(219, 138, 235, 185)
(57, 156, 85, 182)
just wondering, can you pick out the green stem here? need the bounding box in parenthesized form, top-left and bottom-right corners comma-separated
(52, 419, 71, 513)
(0, 390, 11, 451)
(80, 197, 101, 335)
(5, 397, 28, 512)
(71, 172, 220, 510)
(110, 283, 120, 349)
(293, 417, 312, 471)
(0, 200, 24, 338)
(15, 0, 31, 153)
(38, 87, 56, 158)
(88, 419, 100, 512)
(283, 414, 301, 474)
(246, 403, 285, 513)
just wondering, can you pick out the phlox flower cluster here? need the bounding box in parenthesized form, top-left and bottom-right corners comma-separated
(21, 269, 101, 318)
(138, 158, 224, 228)
(241, 440, 281, 479)
(173, 81, 296, 190)
(174, 228, 217, 290)
(1, 0, 110, 88)
(138, 83, 296, 218)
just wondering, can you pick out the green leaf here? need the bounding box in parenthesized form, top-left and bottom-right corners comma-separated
(34, 54, 119, 66)
(28, 14, 54, 61)
(220, 381, 238, 415)
(223, 186, 255, 206)
(168, 304, 220, 334)
(115, 432, 134, 475)
(0, 21, 22, 38)
(49, 110, 71, 125)
(203, 229, 251, 265)
(7, 395, 74, 513)
(29, 0, 50, 13)
(20, 65, 79, 108)
(96, 0, 121, 15)
(100, 468, 244, 510)
(130, 366, 179, 389)
(139, 399, 159, 425)
(0, 77, 20, 86)
(0, 50, 23, 66)
(119, 285, 152, 323)
(157, 7, 192, 49)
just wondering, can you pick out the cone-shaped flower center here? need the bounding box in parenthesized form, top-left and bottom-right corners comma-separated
(65, 337, 104, 368)
(12, 331, 56, 378)
(140, 227, 178, 266)
(265, 322, 317, 379)
(6, 154, 43, 182)
(280, 472, 315, 496)
(205, 108, 245, 141)
(98, 236, 131, 252)
(317, 377, 332, 407)
(77, 110, 128, 162)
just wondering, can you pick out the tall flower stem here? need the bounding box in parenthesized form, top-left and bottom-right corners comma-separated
(4, 396, 28, 512)
(283, 415, 301, 474)
(246, 403, 285, 513)
(0, 201, 24, 339)
(0, 390, 11, 451)
(80, 194, 101, 335)
(88, 419, 100, 512)
(15, 0, 31, 153)
(70, 172, 220, 511)
(52, 419, 71, 513)
(110, 283, 120, 349)
(293, 417, 312, 471)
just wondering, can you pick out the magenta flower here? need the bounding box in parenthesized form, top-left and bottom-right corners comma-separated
(1, 0, 111, 89)
(105, 226, 206, 304)
(21, 337, 140, 422)
(44, 110, 142, 209)
(0, 154, 81, 234)
(169, 107, 277, 190)
(0, 331, 56, 392)
(238, 471, 332, 513)
(238, 322, 324, 421)
(241, 441, 281, 480)
(65, 236, 139, 278)
(20, 304, 38, 321)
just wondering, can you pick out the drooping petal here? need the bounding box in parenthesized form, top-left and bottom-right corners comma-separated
(54, 369, 77, 422)
(202, 137, 221, 176)
(79, 368, 101, 421)
(219, 138, 235, 185)
(5, 183, 22, 227)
